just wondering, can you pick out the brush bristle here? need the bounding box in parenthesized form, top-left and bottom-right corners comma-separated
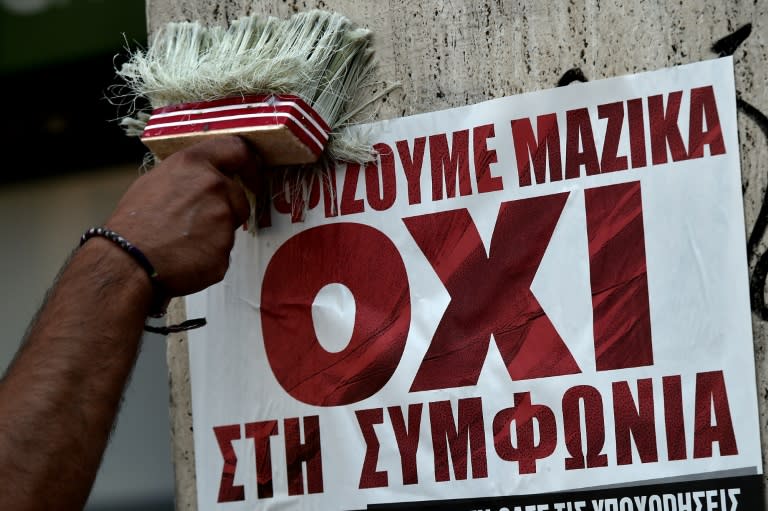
(115, 10, 397, 163)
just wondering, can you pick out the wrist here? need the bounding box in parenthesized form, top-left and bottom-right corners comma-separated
(77, 227, 207, 335)
(77, 231, 159, 317)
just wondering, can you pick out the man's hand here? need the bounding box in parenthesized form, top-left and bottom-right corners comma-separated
(0, 136, 262, 510)
(107, 135, 261, 297)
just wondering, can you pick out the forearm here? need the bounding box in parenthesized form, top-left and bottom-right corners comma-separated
(0, 238, 153, 510)
(0, 136, 259, 509)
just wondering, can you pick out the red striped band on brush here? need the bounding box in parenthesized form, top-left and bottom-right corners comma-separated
(141, 94, 331, 157)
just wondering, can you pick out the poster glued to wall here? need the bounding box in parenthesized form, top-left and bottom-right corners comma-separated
(187, 57, 764, 511)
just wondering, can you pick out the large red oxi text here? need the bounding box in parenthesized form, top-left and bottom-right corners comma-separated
(214, 85, 733, 503)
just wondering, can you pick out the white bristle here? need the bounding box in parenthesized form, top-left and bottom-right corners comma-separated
(116, 10, 397, 163)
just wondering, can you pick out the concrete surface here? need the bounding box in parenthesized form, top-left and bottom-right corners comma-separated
(146, 1, 768, 508)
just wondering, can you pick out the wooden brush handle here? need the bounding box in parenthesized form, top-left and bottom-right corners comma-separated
(141, 94, 330, 165)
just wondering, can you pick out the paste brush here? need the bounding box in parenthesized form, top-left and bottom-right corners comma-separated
(116, 10, 394, 165)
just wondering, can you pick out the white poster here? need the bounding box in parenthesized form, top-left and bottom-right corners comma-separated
(188, 57, 763, 510)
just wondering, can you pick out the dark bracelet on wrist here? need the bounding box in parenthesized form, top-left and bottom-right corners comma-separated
(80, 227, 167, 316)
(79, 227, 205, 334)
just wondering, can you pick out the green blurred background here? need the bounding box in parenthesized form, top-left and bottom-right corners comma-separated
(0, 0, 148, 181)
(0, 0, 146, 73)
(0, 2, 174, 510)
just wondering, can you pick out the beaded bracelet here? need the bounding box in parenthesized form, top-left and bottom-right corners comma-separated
(81, 227, 158, 279)
(79, 227, 206, 334)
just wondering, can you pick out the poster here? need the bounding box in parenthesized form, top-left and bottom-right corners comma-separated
(187, 57, 764, 510)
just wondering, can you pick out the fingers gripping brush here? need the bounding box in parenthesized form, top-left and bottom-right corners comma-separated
(116, 10, 394, 166)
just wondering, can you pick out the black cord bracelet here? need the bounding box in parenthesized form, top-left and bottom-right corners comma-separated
(144, 318, 208, 335)
(79, 227, 206, 334)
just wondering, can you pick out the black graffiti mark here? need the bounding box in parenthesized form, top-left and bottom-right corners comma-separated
(736, 98, 768, 321)
(712, 23, 752, 57)
(711, 24, 768, 319)
(557, 67, 588, 87)
(741, 99, 768, 254)
(738, 98, 768, 320)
